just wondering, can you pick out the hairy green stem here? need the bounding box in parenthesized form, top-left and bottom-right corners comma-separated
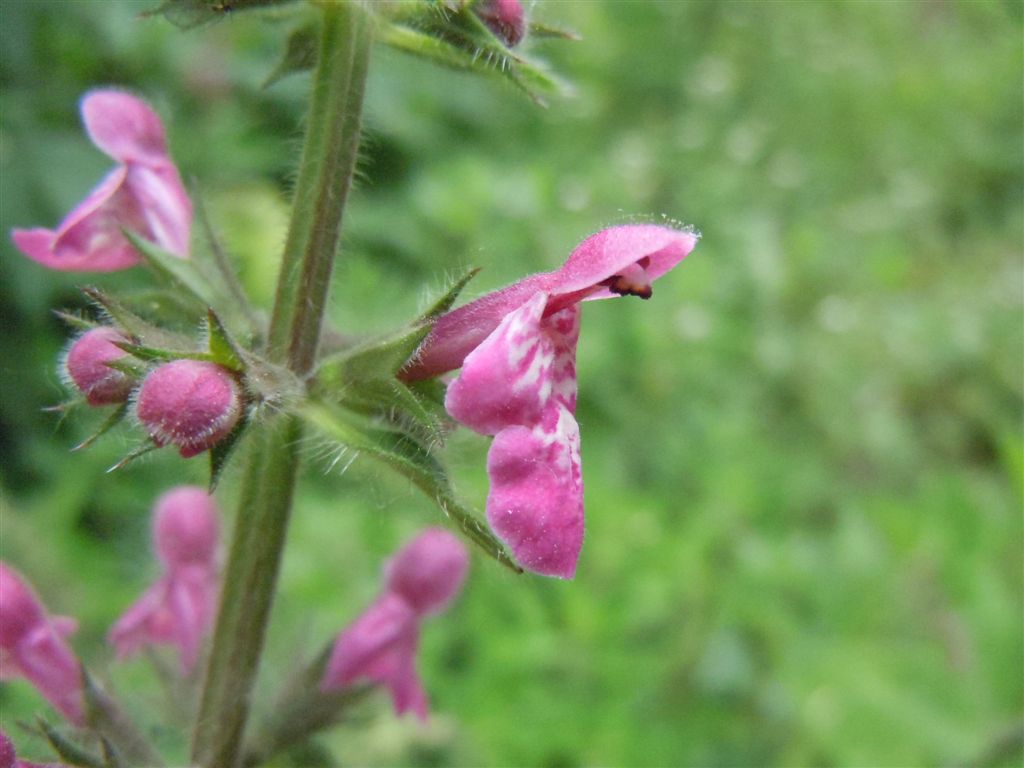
(190, 4, 372, 766)
(268, 0, 372, 375)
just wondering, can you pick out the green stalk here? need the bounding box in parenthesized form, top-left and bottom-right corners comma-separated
(268, 0, 371, 375)
(190, 4, 372, 766)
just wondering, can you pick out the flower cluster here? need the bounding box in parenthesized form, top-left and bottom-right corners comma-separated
(12, 90, 191, 272)
(406, 224, 698, 578)
(109, 486, 221, 673)
(321, 529, 469, 720)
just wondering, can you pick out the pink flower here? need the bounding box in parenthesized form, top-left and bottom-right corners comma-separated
(403, 224, 699, 579)
(475, 0, 525, 47)
(108, 486, 220, 674)
(134, 360, 243, 458)
(62, 327, 133, 406)
(321, 529, 469, 720)
(11, 90, 192, 272)
(0, 563, 84, 725)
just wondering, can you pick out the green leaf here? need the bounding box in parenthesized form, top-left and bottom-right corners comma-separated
(265, 22, 318, 87)
(299, 401, 521, 573)
(37, 718, 106, 768)
(206, 309, 246, 371)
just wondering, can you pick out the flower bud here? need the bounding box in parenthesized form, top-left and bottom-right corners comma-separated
(475, 0, 525, 47)
(63, 327, 133, 406)
(153, 486, 220, 567)
(135, 359, 242, 458)
(385, 529, 470, 616)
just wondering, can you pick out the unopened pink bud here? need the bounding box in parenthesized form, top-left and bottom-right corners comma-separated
(385, 529, 470, 616)
(154, 486, 220, 567)
(62, 327, 133, 406)
(135, 359, 242, 458)
(475, 0, 525, 47)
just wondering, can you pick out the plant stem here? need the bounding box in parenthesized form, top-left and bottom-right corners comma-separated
(268, 0, 372, 376)
(190, 4, 372, 766)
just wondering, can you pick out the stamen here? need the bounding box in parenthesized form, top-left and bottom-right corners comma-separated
(601, 261, 653, 299)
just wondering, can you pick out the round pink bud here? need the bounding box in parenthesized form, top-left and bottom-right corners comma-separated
(135, 359, 242, 458)
(475, 0, 525, 47)
(153, 486, 220, 567)
(0, 563, 46, 650)
(385, 529, 470, 616)
(63, 327, 133, 406)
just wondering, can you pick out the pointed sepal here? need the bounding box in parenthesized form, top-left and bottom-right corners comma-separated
(72, 403, 130, 452)
(205, 309, 246, 372)
(376, 17, 567, 106)
(208, 414, 249, 491)
(80, 286, 192, 351)
(53, 309, 98, 332)
(36, 717, 106, 768)
(418, 266, 480, 322)
(264, 22, 318, 87)
(82, 670, 163, 768)
(106, 442, 160, 473)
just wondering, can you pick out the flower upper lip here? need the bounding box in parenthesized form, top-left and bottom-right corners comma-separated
(402, 224, 699, 381)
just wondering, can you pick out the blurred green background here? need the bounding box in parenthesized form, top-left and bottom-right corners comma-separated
(1, 1, 1022, 766)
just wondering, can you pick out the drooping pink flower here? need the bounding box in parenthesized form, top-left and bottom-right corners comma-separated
(403, 224, 699, 579)
(0, 564, 84, 725)
(475, 0, 525, 47)
(108, 486, 220, 674)
(11, 90, 192, 272)
(62, 327, 134, 406)
(321, 529, 469, 720)
(134, 360, 243, 458)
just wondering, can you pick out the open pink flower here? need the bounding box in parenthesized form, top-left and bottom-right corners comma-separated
(0, 563, 84, 725)
(11, 90, 192, 272)
(321, 529, 469, 720)
(108, 487, 220, 674)
(403, 224, 699, 579)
